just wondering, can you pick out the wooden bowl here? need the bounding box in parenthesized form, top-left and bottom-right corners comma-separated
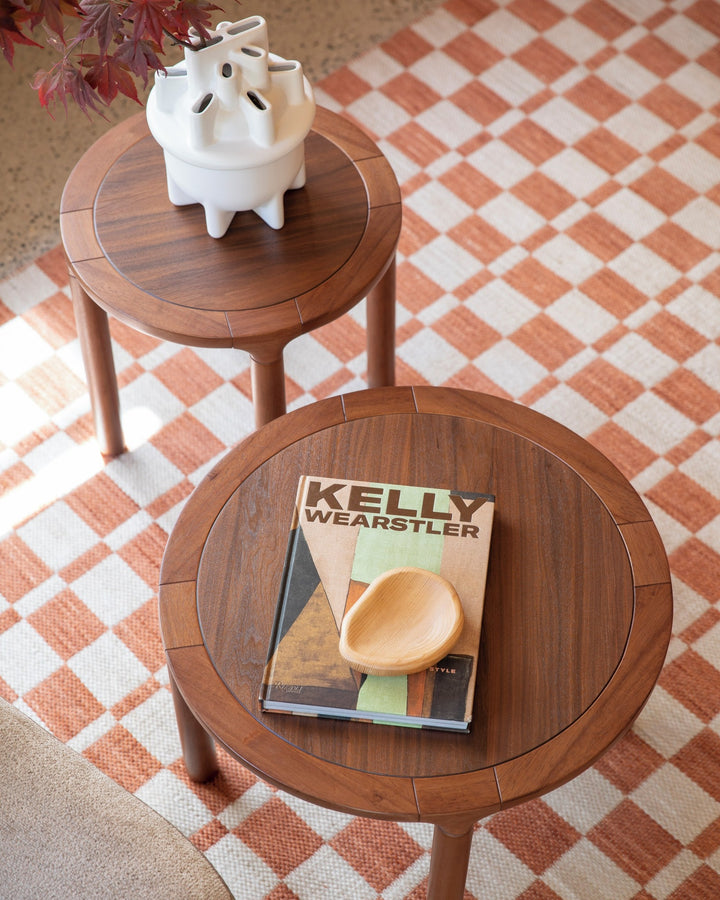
(338, 566, 464, 676)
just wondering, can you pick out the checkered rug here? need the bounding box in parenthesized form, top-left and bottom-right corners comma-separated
(2, 1, 720, 897)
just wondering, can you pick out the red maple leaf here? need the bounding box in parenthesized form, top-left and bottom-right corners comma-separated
(165, 0, 218, 43)
(113, 35, 163, 84)
(121, 0, 174, 47)
(83, 50, 140, 103)
(67, 65, 105, 112)
(75, 0, 124, 55)
(0, 1, 41, 64)
(31, 65, 62, 106)
(26, 0, 81, 38)
(32, 59, 105, 116)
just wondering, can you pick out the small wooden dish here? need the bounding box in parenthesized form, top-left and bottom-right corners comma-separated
(338, 566, 464, 676)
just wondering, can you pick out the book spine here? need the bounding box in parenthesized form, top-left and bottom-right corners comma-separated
(259, 478, 306, 701)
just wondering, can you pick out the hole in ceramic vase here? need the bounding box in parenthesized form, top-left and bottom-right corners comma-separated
(221, 63, 233, 77)
(194, 93, 214, 114)
(228, 18, 262, 34)
(247, 91, 267, 111)
(241, 46, 262, 58)
(268, 63, 297, 72)
(190, 33, 223, 49)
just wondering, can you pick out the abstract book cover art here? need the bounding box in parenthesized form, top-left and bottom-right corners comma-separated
(260, 475, 494, 731)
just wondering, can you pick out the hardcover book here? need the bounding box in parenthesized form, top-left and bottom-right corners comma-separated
(259, 475, 495, 731)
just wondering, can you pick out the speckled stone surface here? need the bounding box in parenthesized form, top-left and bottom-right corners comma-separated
(0, 0, 441, 281)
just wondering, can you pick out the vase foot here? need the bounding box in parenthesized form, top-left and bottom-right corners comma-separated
(204, 205, 236, 238)
(254, 193, 285, 230)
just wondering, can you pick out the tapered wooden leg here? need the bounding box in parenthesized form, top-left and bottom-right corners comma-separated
(366, 256, 396, 388)
(169, 672, 218, 782)
(427, 823, 475, 900)
(69, 274, 125, 457)
(250, 353, 287, 427)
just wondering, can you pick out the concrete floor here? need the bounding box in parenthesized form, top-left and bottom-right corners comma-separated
(0, 0, 441, 280)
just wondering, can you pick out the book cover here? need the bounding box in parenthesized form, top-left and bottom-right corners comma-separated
(259, 475, 494, 731)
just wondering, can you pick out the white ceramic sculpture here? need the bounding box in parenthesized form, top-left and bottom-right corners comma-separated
(146, 16, 316, 238)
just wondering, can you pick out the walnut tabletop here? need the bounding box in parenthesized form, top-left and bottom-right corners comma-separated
(158, 386, 673, 900)
(60, 107, 400, 454)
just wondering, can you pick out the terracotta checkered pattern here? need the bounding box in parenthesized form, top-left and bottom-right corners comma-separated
(2, 1, 720, 896)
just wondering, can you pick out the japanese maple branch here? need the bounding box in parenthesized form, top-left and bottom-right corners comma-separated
(1, 0, 222, 114)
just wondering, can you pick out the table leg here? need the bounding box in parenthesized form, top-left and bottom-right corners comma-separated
(169, 672, 218, 782)
(69, 275, 125, 457)
(427, 822, 475, 900)
(250, 353, 287, 427)
(366, 256, 396, 388)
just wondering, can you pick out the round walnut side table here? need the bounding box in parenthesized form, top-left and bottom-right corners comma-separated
(60, 107, 400, 455)
(158, 386, 673, 900)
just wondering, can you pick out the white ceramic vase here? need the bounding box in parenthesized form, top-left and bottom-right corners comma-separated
(146, 16, 316, 238)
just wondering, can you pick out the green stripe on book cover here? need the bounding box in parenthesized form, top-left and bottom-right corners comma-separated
(356, 674, 415, 725)
(350, 484, 447, 583)
(351, 484, 449, 722)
